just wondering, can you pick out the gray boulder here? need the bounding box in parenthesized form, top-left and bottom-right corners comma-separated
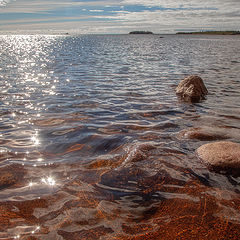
(176, 75, 208, 102)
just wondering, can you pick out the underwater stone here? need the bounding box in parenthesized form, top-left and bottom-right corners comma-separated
(178, 127, 229, 141)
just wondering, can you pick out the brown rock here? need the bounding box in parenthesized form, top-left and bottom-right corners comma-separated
(176, 75, 208, 102)
(0, 172, 17, 188)
(196, 141, 240, 174)
(178, 127, 228, 141)
(0, 164, 26, 189)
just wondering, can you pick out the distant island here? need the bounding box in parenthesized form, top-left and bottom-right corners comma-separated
(129, 31, 153, 34)
(177, 31, 240, 35)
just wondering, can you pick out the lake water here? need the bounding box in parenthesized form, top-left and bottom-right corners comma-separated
(0, 34, 240, 239)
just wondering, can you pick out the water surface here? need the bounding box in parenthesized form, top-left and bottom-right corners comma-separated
(0, 34, 240, 239)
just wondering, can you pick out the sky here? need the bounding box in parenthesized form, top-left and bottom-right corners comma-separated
(0, 0, 239, 33)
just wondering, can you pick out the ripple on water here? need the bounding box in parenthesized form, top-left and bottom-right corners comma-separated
(0, 34, 240, 239)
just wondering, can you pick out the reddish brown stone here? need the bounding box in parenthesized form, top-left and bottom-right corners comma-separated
(178, 128, 228, 141)
(176, 75, 208, 102)
(58, 226, 114, 239)
(0, 164, 26, 189)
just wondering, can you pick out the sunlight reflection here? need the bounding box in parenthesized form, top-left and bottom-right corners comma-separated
(28, 176, 57, 189)
(31, 134, 40, 146)
(0, 149, 6, 153)
(41, 176, 56, 186)
(13, 225, 41, 239)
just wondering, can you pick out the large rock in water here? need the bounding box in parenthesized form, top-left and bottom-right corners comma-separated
(176, 75, 208, 102)
(196, 141, 240, 175)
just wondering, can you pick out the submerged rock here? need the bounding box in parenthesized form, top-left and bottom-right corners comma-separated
(196, 141, 240, 175)
(0, 164, 25, 189)
(178, 127, 229, 141)
(122, 143, 157, 164)
(176, 75, 208, 102)
(0, 172, 16, 188)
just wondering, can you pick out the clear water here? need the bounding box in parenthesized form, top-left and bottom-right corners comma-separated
(0, 34, 240, 239)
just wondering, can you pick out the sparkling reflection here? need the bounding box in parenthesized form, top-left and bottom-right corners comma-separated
(31, 132, 40, 146)
(0, 34, 240, 239)
(27, 176, 57, 189)
(13, 225, 41, 239)
(41, 176, 56, 186)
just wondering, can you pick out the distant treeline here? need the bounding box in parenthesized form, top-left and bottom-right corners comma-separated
(129, 31, 153, 34)
(177, 31, 240, 35)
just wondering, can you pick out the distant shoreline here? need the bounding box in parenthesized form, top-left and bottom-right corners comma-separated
(176, 31, 240, 35)
(0, 30, 239, 36)
(129, 31, 153, 34)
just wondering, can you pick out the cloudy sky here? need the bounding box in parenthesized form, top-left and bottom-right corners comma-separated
(0, 0, 239, 33)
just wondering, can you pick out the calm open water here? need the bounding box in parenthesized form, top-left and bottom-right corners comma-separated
(0, 34, 240, 239)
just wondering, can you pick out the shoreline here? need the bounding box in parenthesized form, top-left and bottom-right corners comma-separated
(0, 30, 240, 36)
(177, 31, 240, 35)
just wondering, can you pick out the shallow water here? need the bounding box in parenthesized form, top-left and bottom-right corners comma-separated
(0, 34, 240, 239)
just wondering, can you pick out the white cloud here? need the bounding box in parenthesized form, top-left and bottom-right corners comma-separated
(120, 0, 239, 10)
(89, 10, 104, 12)
(0, 0, 239, 33)
(0, 0, 118, 13)
(0, 0, 12, 7)
(110, 0, 240, 32)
